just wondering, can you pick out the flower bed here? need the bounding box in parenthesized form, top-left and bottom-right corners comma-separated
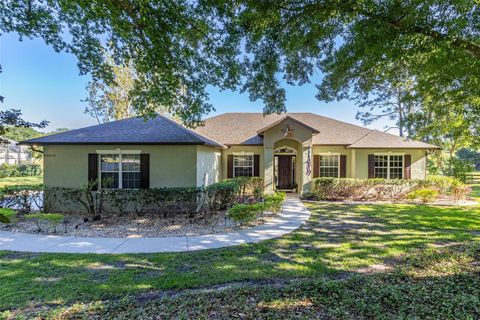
(0, 178, 287, 238)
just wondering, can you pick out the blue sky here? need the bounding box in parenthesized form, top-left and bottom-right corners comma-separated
(1, 32, 392, 133)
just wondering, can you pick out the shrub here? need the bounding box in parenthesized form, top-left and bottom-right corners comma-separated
(0, 208, 16, 223)
(419, 175, 456, 194)
(228, 203, 264, 224)
(312, 178, 367, 200)
(26, 213, 64, 232)
(451, 179, 471, 201)
(206, 180, 239, 212)
(300, 192, 317, 201)
(0, 163, 42, 178)
(228, 177, 265, 198)
(407, 189, 439, 203)
(264, 192, 286, 212)
(0, 184, 43, 213)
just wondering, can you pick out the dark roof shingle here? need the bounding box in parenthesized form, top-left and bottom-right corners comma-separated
(20, 115, 225, 148)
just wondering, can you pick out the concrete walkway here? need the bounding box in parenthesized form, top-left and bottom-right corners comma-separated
(0, 195, 310, 254)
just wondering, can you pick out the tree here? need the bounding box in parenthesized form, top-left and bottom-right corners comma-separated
(83, 55, 169, 123)
(0, 65, 48, 143)
(1, 1, 478, 127)
(2, 126, 43, 142)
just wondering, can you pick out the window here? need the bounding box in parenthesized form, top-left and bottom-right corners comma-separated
(100, 153, 141, 189)
(233, 154, 253, 177)
(374, 154, 403, 179)
(319, 154, 339, 177)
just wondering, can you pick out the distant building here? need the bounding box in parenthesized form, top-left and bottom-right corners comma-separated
(0, 137, 32, 165)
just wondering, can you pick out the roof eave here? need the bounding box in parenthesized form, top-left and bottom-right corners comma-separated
(346, 145, 441, 150)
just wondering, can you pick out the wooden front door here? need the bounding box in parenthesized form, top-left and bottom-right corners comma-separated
(276, 155, 294, 189)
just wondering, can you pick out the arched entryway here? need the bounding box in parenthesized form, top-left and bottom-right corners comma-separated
(274, 145, 297, 191)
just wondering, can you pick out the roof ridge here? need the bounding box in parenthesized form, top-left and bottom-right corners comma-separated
(346, 129, 374, 147)
(158, 114, 226, 148)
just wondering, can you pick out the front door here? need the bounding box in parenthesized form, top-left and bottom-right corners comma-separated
(276, 155, 295, 189)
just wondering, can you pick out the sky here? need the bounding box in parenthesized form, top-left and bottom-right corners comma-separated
(0, 32, 393, 133)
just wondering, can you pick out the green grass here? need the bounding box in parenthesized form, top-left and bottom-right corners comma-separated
(46, 243, 480, 320)
(1, 203, 480, 318)
(470, 184, 480, 200)
(0, 176, 42, 187)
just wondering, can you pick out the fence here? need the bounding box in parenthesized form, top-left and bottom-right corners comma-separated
(466, 172, 480, 184)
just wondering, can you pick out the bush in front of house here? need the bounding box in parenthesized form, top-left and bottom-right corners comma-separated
(228, 203, 265, 224)
(228, 191, 286, 225)
(310, 177, 470, 202)
(0, 163, 42, 178)
(6, 177, 269, 219)
(0, 184, 43, 213)
(264, 192, 286, 212)
(406, 189, 439, 203)
(25, 213, 64, 233)
(206, 180, 239, 212)
(0, 208, 16, 223)
(227, 177, 265, 198)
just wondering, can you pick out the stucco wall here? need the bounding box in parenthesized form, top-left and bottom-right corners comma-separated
(312, 145, 352, 178)
(353, 149, 427, 179)
(43, 144, 198, 188)
(221, 146, 264, 180)
(196, 146, 221, 186)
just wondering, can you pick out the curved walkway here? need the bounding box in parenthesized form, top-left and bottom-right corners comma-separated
(0, 194, 310, 254)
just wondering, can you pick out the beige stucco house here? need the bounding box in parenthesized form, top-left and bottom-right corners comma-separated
(21, 113, 438, 193)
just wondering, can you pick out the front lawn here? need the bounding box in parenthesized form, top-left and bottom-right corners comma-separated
(0, 176, 42, 187)
(470, 184, 480, 200)
(1, 203, 480, 318)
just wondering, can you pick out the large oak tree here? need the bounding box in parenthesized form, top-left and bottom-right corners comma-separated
(1, 1, 478, 128)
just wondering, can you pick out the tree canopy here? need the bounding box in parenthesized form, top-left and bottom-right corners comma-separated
(1, 1, 478, 128)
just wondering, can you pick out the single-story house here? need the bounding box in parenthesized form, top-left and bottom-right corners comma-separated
(20, 113, 438, 193)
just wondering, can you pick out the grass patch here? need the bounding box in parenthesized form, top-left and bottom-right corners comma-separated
(46, 243, 480, 320)
(1, 203, 480, 318)
(0, 176, 42, 187)
(470, 184, 480, 200)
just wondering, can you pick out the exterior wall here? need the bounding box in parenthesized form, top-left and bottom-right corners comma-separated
(196, 146, 221, 186)
(221, 146, 264, 180)
(353, 148, 427, 180)
(263, 119, 314, 193)
(312, 145, 352, 178)
(43, 144, 198, 188)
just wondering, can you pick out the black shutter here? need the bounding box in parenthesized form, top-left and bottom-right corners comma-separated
(368, 154, 375, 179)
(140, 153, 150, 189)
(404, 154, 411, 180)
(340, 155, 347, 178)
(253, 155, 260, 177)
(88, 153, 99, 191)
(313, 155, 320, 178)
(227, 155, 233, 178)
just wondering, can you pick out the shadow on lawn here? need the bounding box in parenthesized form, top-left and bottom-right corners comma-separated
(1, 203, 480, 312)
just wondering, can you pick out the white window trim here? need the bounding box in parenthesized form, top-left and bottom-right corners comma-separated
(373, 153, 404, 180)
(98, 152, 141, 189)
(233, 154, 254, 177)
(318, 153, 341, 178)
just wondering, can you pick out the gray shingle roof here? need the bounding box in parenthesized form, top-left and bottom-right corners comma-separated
(193, 112, 439, 149)
(20, 115, 226, 148)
